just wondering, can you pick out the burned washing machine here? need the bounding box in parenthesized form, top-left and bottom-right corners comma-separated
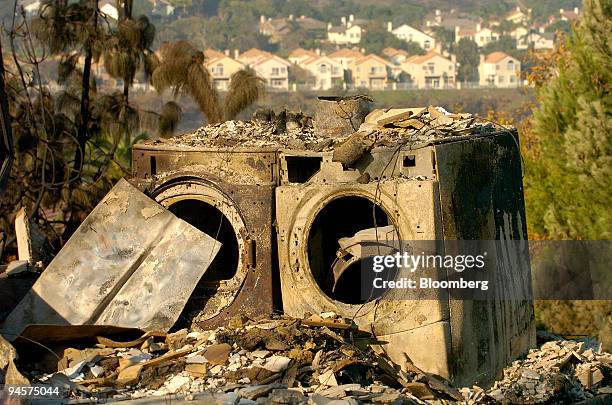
(131, 143, 278, 330)
(275, 129, 535, 387)
(130, 100, 535, 387)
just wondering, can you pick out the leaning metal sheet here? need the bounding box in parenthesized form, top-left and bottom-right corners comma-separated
(1, 179, 221, 340)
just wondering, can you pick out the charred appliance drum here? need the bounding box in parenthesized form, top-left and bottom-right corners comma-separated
(131, 144, 277, 329)
(275, 130, 535, 387)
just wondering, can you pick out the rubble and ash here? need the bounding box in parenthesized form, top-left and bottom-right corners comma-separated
(148, 106, 507, 152)
(15, 314, 612, 404)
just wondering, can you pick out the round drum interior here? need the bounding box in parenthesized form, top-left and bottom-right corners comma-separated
(306, 195, 397, 305)
(168, 199, 239, 282)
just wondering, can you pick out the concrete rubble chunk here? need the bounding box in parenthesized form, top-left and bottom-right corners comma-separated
(14, 207, 53, 265)
(318, 369, 339, 387)
(375, 108, 426, 126)
(203, 343, 232, 365)
(262, 355, 292, 372)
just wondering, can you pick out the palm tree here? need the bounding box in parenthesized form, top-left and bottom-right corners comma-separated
(151, 40, 265, 135)
(33, 0, 105, 177)
(103, 14, 158, 143)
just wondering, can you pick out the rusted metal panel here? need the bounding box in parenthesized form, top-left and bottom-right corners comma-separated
(1, 179, 221, 339)
(132, 145, 279, 185)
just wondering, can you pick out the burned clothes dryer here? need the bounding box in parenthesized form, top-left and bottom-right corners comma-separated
(131, 144, 278, 329)
(275, 131, 535, 387)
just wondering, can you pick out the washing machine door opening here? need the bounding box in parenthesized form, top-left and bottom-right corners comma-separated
(307, 195, 399, 305)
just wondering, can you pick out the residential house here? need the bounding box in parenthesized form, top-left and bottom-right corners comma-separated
(288, 48, 318, 65)
(560, 7, 581, 21)
(297, 56, 343, 90)
(328, 48, 364, 70)
(425, 8, 484, 31)
(327, 15, 363, 45)
(478, 52, 521, 88)
(382, 48, 411, 82)
(349, 54, 389, 90)
(258, 16, 291, 44)
(425, 9, 443, 28)
(259, 14, 327, 43)
(382, 47, 409, 64)
(204, 49, 226, 59)
(455, 24, 499, 47)
(505, 6, 530, 24)
(204, 51, 246, 91)
(293, 15, 327, 39)
(509, 25, 529, 45)
(517, 32, 554, 50)
(236, 49, 291, 90)
(388, 23, 436, 51)
(401, 51, 456, 89)
(249, 54, 291, 90)
(236, 48, 271, 66)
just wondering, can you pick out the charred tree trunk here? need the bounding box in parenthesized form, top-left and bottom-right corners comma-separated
(0, 37, 14, 194)
(73, 0, 98, 177)
(122, 0, 132, 145)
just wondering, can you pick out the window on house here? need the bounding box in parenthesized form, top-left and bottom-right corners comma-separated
(320, 64, 328, 73)
(370, 66, 376, 75)
(507, 61, 514, 71)
(424, 40, 431, 49)
(213, 63, 223, 75)
(281, 66, 286, 73)
(427, 62, 434, 74)
(496, 64, 500, 70)
(510, 75, 516, 83)
(272, 67, 280, 75)
(332, 66, 339, 75)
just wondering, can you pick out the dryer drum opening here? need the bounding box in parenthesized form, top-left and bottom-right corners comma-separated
(306, 195, 397, 305)
(167, 199, 239, 282)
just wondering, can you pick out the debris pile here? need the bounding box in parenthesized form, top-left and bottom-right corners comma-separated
(148, 106, 510, 153)
(19, 314, 463, 403)
(461, 336, 612, 404)
(153, 110, 324, 150)
(358, 105, 502, 146)
(12, 316, 611, 404)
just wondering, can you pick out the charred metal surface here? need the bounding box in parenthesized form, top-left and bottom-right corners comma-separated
(0, 273, 36, 324)
(1, 179, 221, 339)
(131, 146, 277, 329)
(275, 130, 534, 386)
(130, 128, 533, 387)
(434, 130, 535, 387)
(132, 145, 278, 185)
